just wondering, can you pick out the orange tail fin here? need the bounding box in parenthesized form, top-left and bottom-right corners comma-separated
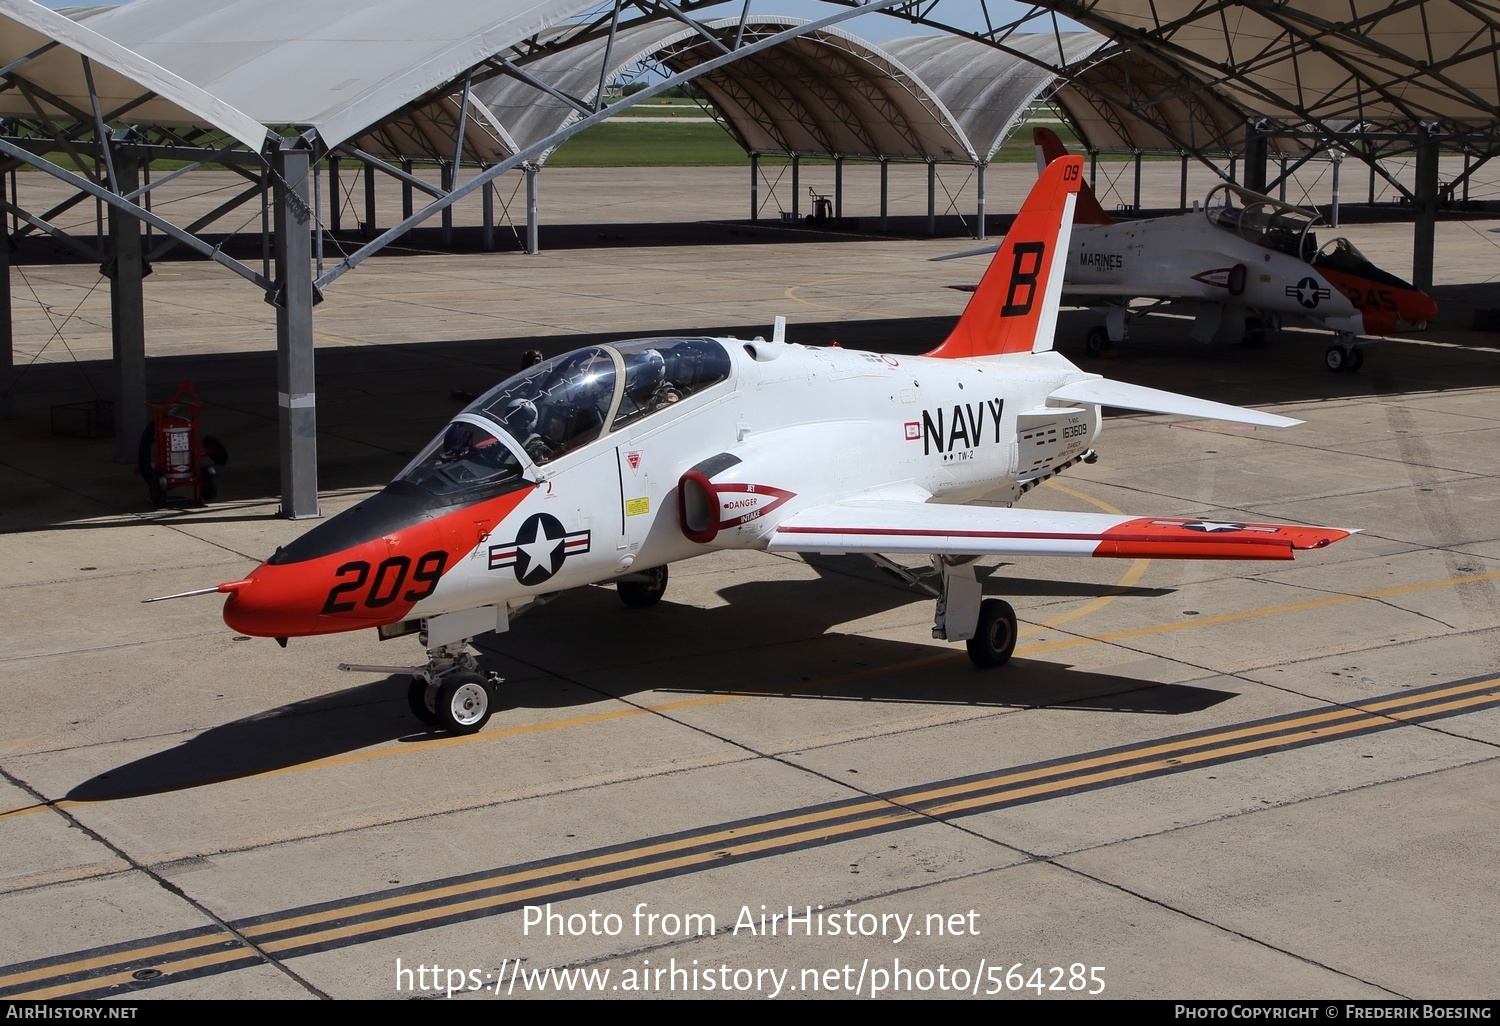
(1034, 127, 1113, 226)
(925, 154, 1082, 359)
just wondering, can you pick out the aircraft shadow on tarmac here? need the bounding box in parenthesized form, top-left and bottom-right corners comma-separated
(64, 559, 1225, 803)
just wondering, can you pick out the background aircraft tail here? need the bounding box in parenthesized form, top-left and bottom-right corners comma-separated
(925, 154, 1082, 359)
(1034, 127, 1113, 226)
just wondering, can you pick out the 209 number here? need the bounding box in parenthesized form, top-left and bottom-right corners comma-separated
(321, 551, 449, 614)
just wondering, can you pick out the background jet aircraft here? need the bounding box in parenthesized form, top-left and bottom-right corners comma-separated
(1031, 128, 1437, 372)
(183, 156, 1350, 736)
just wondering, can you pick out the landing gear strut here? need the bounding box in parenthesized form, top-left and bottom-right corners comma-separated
(342, 636, 503, 735)
(866, 555, 1020, 669)
(617, 565, 668, 607)
(926, 557, 1018, 668)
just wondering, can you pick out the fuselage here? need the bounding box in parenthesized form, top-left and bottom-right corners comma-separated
(1068, 207, 1435, 334)
(221, 338, 1101, 639)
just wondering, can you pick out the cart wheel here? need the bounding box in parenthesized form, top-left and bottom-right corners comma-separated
(199, 466, 218, 502)
(202, 435, 229, 466)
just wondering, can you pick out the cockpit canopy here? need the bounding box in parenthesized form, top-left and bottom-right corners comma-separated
(395, 337, 732, 499)
(1204, 183, 1322, 262)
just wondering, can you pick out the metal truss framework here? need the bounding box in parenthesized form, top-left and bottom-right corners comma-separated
(1, 0, 924, 516)
(5, 0, 1498, 517)
(828, 0, 1500, 153)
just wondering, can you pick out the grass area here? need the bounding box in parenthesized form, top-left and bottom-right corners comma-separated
(546, 119, 1088, 168)
(547, 121, 753, 167)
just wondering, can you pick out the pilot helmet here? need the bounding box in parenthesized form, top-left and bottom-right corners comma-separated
(627, 349, 666, 396)
(505, 398, 539, 435)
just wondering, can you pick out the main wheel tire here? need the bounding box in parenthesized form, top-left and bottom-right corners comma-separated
(966, 598, 1018, 669)
(1084, 326, 1110, 358)
(1324, 345, 1347, 372)
(1349, 347, 1365, 372)
(435, 671, 492, 735)
(617, 565, 669, 608)
(407, 677, 439, 725)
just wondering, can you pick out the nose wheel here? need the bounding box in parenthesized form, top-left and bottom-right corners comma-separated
(344, 637, 502, 735)
(1325, 342, 1365, 373)
(435, 672, 493, 735)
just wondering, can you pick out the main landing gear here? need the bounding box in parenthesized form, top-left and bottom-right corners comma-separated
(617, 564, 668, 607)
(872, 555, 1019, 669)
(1325, 334, 1365, 373)
(341, 637, 503, 735)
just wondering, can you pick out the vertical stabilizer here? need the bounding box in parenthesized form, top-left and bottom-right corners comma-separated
(1034, 127, 1113, 226)
(925, 155, 1082, 359)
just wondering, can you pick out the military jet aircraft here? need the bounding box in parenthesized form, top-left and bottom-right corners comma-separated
(194, 156, 1350, 735)
(1027, 128, 1436, 372)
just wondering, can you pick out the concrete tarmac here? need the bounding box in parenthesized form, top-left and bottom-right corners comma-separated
(1, 165, 1498, 1000)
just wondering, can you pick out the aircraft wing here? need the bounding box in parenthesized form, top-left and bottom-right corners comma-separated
(767, 500, 1350, 560)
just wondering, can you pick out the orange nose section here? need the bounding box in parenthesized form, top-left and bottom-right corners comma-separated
(1402, 291, 1439, 324)
(220, 560, 387, 638)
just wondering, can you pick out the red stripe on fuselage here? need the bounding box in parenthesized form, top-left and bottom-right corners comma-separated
(222, 487, 534, 638)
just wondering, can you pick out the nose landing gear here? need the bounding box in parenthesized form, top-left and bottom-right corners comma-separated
(342, 637, 503, 736)
(1325, 335, 1365, 373)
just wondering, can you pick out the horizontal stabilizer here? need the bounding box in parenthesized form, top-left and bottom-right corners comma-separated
(1048, 378, 1302, 428)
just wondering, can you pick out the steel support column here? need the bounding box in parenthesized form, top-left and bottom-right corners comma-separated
(1412, 128, 1440, 291)
(791, 156, 800, 218)
(482, 179, 494, 251)
(327, 156, 341, 233)
(1242, 121, 1268, 195)
(363, 162, 376, 237)
(1330, 150, 1342, 228)
(402, 158, 414, 219)
(750, 153, 758, 221)
(879, 159, 888, 233)
(272, 142, 319, 520)
(1180, 153, 1189, 212)
(834, 156, 843, 220)
(1, 224, 11, 374)
(1132, 151, 1141, 213)
(440, 162, 454, 246)
(525, 164, 538, 255)
(975, 163, 985, 241)
(108, 154, 146, 464)
(926, 161, 935, 236)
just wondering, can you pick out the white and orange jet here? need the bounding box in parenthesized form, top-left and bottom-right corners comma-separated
(200, 156, 1351, 735)
(1024, 128, 1436, 372)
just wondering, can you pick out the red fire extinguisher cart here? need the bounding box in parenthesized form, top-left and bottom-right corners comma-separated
(137, 379, 228, 506)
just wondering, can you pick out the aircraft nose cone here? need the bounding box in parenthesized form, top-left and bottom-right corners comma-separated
(221, 563, 326, 638)
(1409, 293, 1439, 323)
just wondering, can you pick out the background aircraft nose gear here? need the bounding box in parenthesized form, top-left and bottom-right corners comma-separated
(340, 638, 502, 735)
(1324, 335, 1365, 373)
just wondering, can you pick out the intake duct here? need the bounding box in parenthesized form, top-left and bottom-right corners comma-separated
(678, 453, 742, 544)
